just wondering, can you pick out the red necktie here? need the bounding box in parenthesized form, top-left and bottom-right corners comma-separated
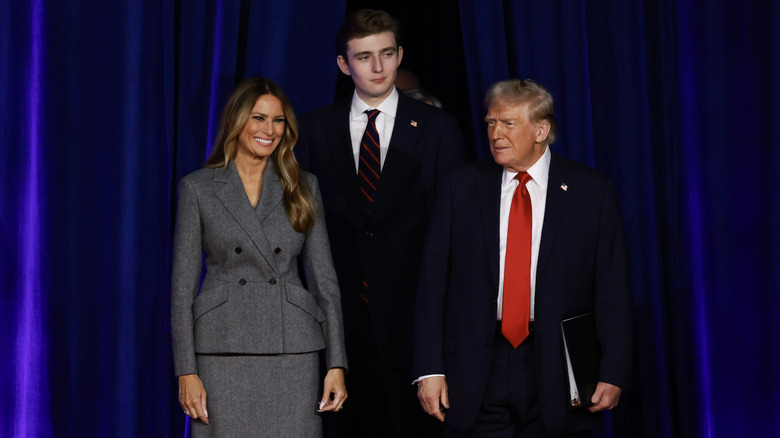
(358, 109, 381, 214)
(502, 172, 533, 348)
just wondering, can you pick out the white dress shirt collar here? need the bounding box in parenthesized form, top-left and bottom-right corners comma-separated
(347, 88, 399, 171)
(349, 87, 399, 119)
(501, 146, 551, 192)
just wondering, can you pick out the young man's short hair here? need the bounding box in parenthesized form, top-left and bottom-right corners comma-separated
(335, 9, 401, 59)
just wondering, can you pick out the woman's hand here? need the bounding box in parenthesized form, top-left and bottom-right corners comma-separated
(179, 374, 209, 424)
(318, 367, 347, 412)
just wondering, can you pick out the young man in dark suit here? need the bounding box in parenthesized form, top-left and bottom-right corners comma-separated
(414, 79, 633, 437)
(295, 9, 465, 438)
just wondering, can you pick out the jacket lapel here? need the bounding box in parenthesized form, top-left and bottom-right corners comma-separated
(369, 93, 419, 217)
(326, 100, 367, 228)
(214, 160, 277, 272)
(477, 160, 503, 293)
(255, 160, 283, 222)
(326, 100, 358, 180)
(537, 153, 570, 276)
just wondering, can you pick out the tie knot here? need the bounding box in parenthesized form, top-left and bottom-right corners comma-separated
(515, 171, 532, 186)
(365, 109, 380, 121)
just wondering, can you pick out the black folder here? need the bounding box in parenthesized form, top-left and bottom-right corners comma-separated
(560, 312, 601, 410)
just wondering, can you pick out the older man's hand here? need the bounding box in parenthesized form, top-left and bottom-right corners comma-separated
(587, 382, 622, 413)
(417, 376, 450, 422)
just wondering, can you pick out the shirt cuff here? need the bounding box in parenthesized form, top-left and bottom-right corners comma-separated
(411, 374, 446, 386)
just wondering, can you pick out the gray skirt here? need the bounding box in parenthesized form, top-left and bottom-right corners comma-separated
(191, 352, 321, 438)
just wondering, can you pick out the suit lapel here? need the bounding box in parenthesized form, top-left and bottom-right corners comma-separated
(477, 160, 503, 293)
(326, 100, 367, 228)
(537, 153, 570, 275)
(325, 99, 357, 178)
(368, 93, 420, 219)
(214, 160, 277, 272)
(256, 160, 283, 222)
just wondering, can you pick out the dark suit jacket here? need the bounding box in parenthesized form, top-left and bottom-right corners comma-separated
(413, 153, 633, 434)
(295, 92, 464, 368)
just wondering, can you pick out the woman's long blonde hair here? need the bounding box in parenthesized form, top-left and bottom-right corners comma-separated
(206, 77, 314, 233)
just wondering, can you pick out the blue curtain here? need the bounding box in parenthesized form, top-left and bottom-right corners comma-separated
(2, 0, 778, 436)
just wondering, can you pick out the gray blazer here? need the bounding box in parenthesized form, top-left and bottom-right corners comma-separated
(171, 159, 347, 376)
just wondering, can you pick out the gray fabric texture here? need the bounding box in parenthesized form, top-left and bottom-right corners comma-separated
(191, 352, 321, 438)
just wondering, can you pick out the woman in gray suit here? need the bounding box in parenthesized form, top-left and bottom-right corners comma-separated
(171, 77, 347, 437)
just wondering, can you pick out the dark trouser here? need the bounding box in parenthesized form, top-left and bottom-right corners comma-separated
(324, 306, 442, 438)
(444, 324, 590, 438)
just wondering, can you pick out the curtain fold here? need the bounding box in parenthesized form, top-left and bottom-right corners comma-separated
(1, 0, 52, 437)
(456, 0, 509, 158)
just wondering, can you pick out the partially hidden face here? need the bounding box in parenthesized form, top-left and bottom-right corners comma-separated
(238, 94, 285, 160)
(337, 31, 403, 105)
(486, 100, 549, 173)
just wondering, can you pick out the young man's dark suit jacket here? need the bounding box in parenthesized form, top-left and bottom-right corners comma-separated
(413, 152, 633, 435)
(295, 91, 464, 371)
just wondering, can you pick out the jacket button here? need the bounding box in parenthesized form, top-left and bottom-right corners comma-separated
(239, 279, 247, 286)
(274, 247, 281, 254)
(235, 247, 242, 254)
(269, 279, 277, 285)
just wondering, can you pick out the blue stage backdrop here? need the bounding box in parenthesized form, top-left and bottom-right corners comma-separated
(1, 0, 778, 437)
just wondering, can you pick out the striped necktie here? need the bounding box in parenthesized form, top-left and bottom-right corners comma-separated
(358, 109, 381, 214)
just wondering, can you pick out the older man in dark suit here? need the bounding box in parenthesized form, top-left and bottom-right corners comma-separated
(295, 9, 465, 438)
(414, 79, 633, 437)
